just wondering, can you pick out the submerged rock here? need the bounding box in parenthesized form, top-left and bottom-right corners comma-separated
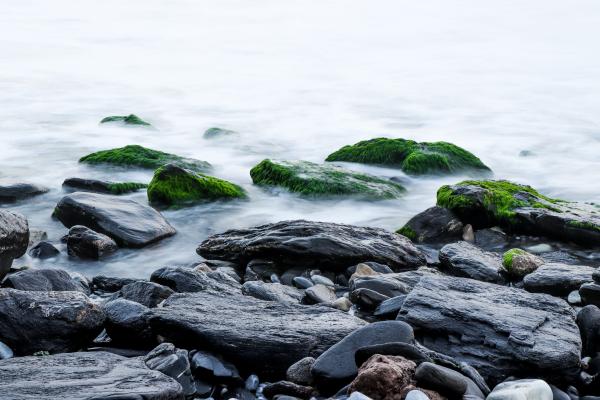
(0, 210, 28, 279)
(438, 241, 505, 283)
(66, 225, 118, 259)
(397, 206, 463, 243)
(325, 138, 491, 176)
(54, 192, 176, 247)
(250, 159, 406, 200)
(204, 127, 237, 139)
(197, 219, 426, 271)
(79, 144, 211, 172)
(28, 240, 59, 259)
(0, 183, 48, 203)
(436, 180, 600, 246)
(147, 163, 246, 207)
(63, 177, 147, 194)
(100, 113, 151, 126)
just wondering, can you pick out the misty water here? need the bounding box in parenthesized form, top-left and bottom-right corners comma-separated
(1, 0, 600, 277)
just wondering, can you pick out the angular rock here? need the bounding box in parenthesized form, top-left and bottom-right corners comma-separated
(145, 343, 196, 397)
(3, 268, 85, 292)
(197, 220, 426, 271)
(397, 206, 463, 243)
(104, 298, 155, 348)
(190, 350, 241, 383)
(487, 379, 553, 400)
(63, 177, 147, 194)
(350, 268, 440, 299)
(28, 241, 59, 259)
(118, 280, 174, 307)
(348, 355, 416, 400)
(397, 275, 581, 384)
(67, 225, 118, 259)
(242, 281, 303, 304)
(523, 263, 595, 296)
(439, 241, 505, 284)
(374, 295, 406, 317)
(0, 183, 48, 203)
(0, 289, 105, 355)
(350, 288, 389, 310)
(54, 192, 176, 247)
(150, 266, 240, 294)
(0, 210, 28, 279)
(287, 357, 315, 386)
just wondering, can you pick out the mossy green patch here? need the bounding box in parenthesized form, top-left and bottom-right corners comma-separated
(250, 159, 406, 200)
(106, 182, 148, 194)
(325, 138, 491, 176)
(502, 248, 527, 270)
(567, 220, 600, 233)
(147, 164, 246, 207)
(397, 225, 417, 241)
(79, 145, 211, 172)
(204, 127, 237, 139)
(100, 114, 151, 126)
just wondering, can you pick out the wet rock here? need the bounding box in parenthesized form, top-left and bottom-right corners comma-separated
(406, 389, 431, 400)
(397, 275, 581, 384)
(487, 379, 553, 400)
(568, 290, 582, 305)
(263, 380, 318, 399)
(350, 288, 390, 310)
(577, 305, 600, 357)
(347, 262, 394, 276)
(474, 227, 508, 249)
(3, 268, 85, 292)
(66, 225, 118, 259)
(0, 351, 183, 399)
(62, 177, 147, 194)
(149, 290, 366, 378)
(118, 280, 174, 307)
(145, 343, 196, 397)
(374, 295, 406, 317)
(0, 209, 28, 279)
(54, 192, 176, 247)
(28, 240, 59, 259)
(0, 183, 48, 203)
(190, 350, 241, 383)
(348, 355, 416, 400)
(351, 268, 440, 299)
(355, 342, 432, 367)
(397, 206, 463, 244)
(0, 289, 105, 355)
(332, 297, 353, 311)
(293, 276, 314, 289)
(198, 219, 426, 271)
(305, 283, 337, 304)
(414, 362, 470, 398)
(287, 357, 315, 385)
(502, 249, 544, 278)
(312, 274, 335, 287)
(92, 275, 139, 292)
(523, 263, 595, 296)
(246, 374, 260, 391)
(580, 283, 600, 308)
(439, 241, 505, 283)
(242, 281, 303, 304)
(312, 321, 414, 389)
(150, 265, 240, 294)
(104, 298, 155, 348)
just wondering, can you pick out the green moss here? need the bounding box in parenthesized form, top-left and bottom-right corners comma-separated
(147, 164, 246, 207)
(106, 182, 148, 194)
(397, 225, 417, 241)
(567, 220, 600, 232)
(100, 114, 151, 126)
(502, 248, 527, 270)
(325, 138, 490, 175)
(250, 159, 406, 200)
(204, 127, 237, 139)
(436, 185, 476, 211)
(79, 145, 211, 172)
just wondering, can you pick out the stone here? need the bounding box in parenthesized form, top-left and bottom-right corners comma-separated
(474, 227, 508, 249)
(150, 266, 240, 294)
(263, 381, 318, 399)
(293, 276, 314, 289)
(580, 283, 600, 307)
(502, 249, 545, 278)
(118, 280, 174, 307)
(523, 263, 595, 296)
(0, 210, 28, 280)
(204, 127, 237, 139)
(463, 224, 475, 242)
(197, 220, 426, 271)
(145, 343, 196, 397)
(350, 268, 440, 299)
(100, 114, 151, 126)
(92, 275, 139, 292)
(577, 305, 600, 357)
(62, 177, 147, 194)
(487, 379, 553, 400)
(348, 355, 416, 400)
(374, 295, 406, 317)
(312, 274, 335, 287)
(414, 362, 468, 398)
(0, 351, 183, 399)
(286, 357, 315, 385)
(242, 281, 303, 303)
(397, 206, 463, 244)
(66, 225, 118, 259)
(3, 268, 85, 292)
(0, 183, 48, 203)
(332, 297, 353, 311)
(54, 192, 176, 247)
(350, 288, 390, 310)
(397, 275, 581, 384)
(246, 374, 260, 391)
(190, 350, 241, 383)
(438, 241, 505, 283)
(0, 289, 105, 355)
(355, 342, 432, 367)
(406, 390, 431, 400)
(347, 262, 394, 276)
(104, 299, 155, 348)
(27, 241, 59, 259)
(305, 284, 337, 304)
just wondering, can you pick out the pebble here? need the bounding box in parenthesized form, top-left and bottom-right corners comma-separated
(525, 244, 553, 254)
(311, 275, 335, 287)
(332, 297, 352, 312)
(245, 374, 260, 392)
(405, 389, 430, 400)
(293, 276, 314, 289)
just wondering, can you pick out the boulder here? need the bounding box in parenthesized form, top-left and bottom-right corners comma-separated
(325, 138, 491, 176)
(27, 241, 59, 259)
(66, 225, 118, 259)
(100, 113, 151, 126)
(0, 210, 28, 279)
(3, 268, 85, 292)
(104, 298, 155, 348)
(502, 249, 544, 278)
(523, 263, 595, 296)
(487, 379, 553, 400)
(436, 180, 600, 247)
(348, 355, 416, 400)
(0, 351, 183, 399)
(250, 159, 406, 200)
(287, 357, 316, 386)
(242, 281, 303, 304)
(397, 275, 581, 384)
(118, 280, 174, 307)
(397, 206, 463, 243)
(198, 220, 426, 271)
(63, 177, 147, 194)
(438, 241, 505, 283)
(0, 289, 105, 355)
(54, 192, 176, 247)
(150, 266, 240, 294)
(0, 183, 48, 203)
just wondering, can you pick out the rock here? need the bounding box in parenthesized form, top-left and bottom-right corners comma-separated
(293, 276, 314, 289)
(487, 379, 553, 400)
(439, 241, 505, 283)
(190, 350, 241, 383)
(250, 159, 406, 200)
(0, 289, 105, 355)
(0, 210, 28, 279)
(568, 290, 582, 305)
(350, 263, 380, 281)
(80, 144, 211, 172)
(350, 288, 389, 310)
(397, 206, 463, 243)
(92, 275, 139, 292)
(325, 138, 491, 176)
(312, 274, 335, 286)
(100, 113, 151, 126)
(0, 183, 48, 203)
(27, 241, 59, 259)
(147, 163, 246, 207)
(463, 224, 475, 242)
(149, 290, 366, 378)
(347, 262, 394, 276)
(414, 362, 468, 398)
(577, 305, 600, 356)
(349, 392, 374, 400)
(406, 389, 431, 400)
(374, 295, 406, 317)
(242, 281, 303, 303)
(118, 280, 174, 307)
(287, 357, 315, 385)
(150, 266, 241, 294)
(0, 351, 183, 399)
(54, 192, 176, 247)
(63, 177, 147, 194)
(312, 321, 414, 389)
(332, 297, 353, 311)
(580, 283, 600, 307)
(3, 268, 85, 292)
(28, 229, 47, 246)
(204, 127, 237, 139)
(305, 284, 337, 304)
(145, 343, 196, 397)
(198, 219, 426, 271)
(66, 225, 118, 259)
(550, 385, 571, 400)
(355, 342, 432, 367)
(474, 227, 508, 249)
(502, 249, 544, 278)
(523, 263, 595, 296)
(436, 180, 600, 247)
(348, 355, 416, 400)
(397, 275, 581, 384)
(104, 299, 155, 348)
(351, 268, 440, 299)
(263, 381, 318, 399)
(246, 374, 260, 391)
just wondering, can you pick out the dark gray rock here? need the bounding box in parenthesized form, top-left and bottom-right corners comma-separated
(28, 241, 59, 259)
(286, 357, 315, 386)
(263, 381, 318, 399)
(523, 263, 595, 296)
(355, 342, 432, 367)
(293, 276, 314, 289)
(149, 290, 366, 378)
(118, 280, 174, 307)
(0, 289, 105, 355)
(311, 320, 414, 389)
(150, 266, 241, 294)
(474, 227, 508, 250)
(104, 299, 155, 348)
(0, 183, 48, 203)
(242, 281, 303, 303)
(397, 275, 581, 384)
(439, 241, 505, 283)
(350, 268, 440, 298)
(92, 275, 139, 293)
(374, 295, 406, 317)
(0, 210, 28, 279)
(414, 362, 473, 398)
(580, 283, 600, 308)
(398, 206, 463, 244)
(577, 305, 600, 357)
(190, 350, 241, 383)
(350, 288, 389, 310)
(66, 225, 118, 259)
(3, 268, 85, 292)
(197, 219, 426, 271)
(62, 177, 146, 194)
(0, 351, 183, 399)
(54, 192, 176, 247)
(145, 343, 196, 397)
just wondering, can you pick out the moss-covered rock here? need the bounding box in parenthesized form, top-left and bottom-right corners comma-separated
(325, 138, 491, 176)
(100, 114, 151, 126)
(63, 178, 147, 195)
(502, 248, 544, 278)
(436, 179, 600, 246)
(79, 145, 211, 172)
(203, 127, 237, 139)
(250, 159, 406, 200)
(147, 164, 246, 207)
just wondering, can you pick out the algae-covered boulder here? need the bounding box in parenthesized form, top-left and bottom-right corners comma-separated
(436, 180, 600, 246)
(325, 138, 491, 176)
(147, 164, 246, 207)
(63, 178, 147, 195)
(250, 159, 406, 200)
(502, 248, 543, 278)
(79, 144, 211, 172)
(100, 114, 151, 126)
(203, 127, 237, 139)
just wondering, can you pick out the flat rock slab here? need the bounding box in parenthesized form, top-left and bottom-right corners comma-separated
(149, 291, 367, 377)
(439, 241, 505, 283)
(523, 263, 595, 296)
(398, 275, 581, 384)
(197, 219, 426, 271)
(0, 351, 183, 400)
(54, 192, 176, 247)
(0, 183, 48, 203)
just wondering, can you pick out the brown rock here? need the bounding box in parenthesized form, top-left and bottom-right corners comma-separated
(349, 355, 416, 400)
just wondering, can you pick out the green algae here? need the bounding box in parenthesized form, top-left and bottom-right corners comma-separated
(100, 114, 151, 126)
(502, 248, 527, 270)
(397, 225, 417, 241)
(106, 182, 148, 194)
(567, 220, 600, 233)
